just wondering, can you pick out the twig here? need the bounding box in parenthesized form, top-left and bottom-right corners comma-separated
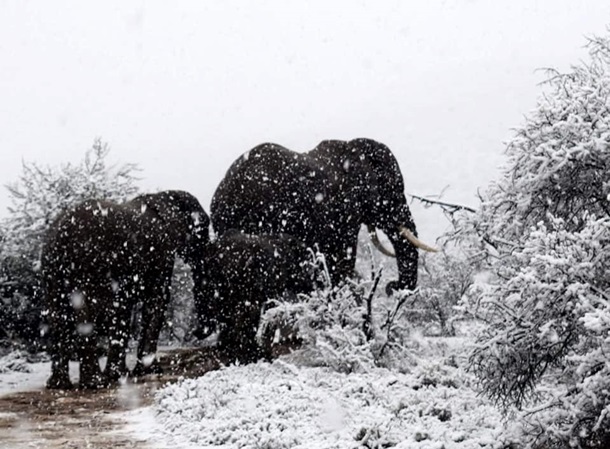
(363, 268, 382, 341)
(409, 194, 477, 213)
(377, 288, 418, 359)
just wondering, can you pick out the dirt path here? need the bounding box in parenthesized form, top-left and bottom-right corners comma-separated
(0, 348, 223, 449)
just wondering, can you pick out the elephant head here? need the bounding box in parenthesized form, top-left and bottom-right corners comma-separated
(334, 138, 437, 292)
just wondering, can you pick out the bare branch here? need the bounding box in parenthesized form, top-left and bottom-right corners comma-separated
(408, 193, 477, 213)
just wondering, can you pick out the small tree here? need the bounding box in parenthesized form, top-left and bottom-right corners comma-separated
(0, 139, 139, 346)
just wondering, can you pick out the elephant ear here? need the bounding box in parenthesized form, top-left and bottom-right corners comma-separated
(349, 138, 404, 189)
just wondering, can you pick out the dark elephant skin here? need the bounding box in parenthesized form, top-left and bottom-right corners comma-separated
(41, 190, 209, 389)
(211, 138, 422, 294)
(198, 230, 314, 363)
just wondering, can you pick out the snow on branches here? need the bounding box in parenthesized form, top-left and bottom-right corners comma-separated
(2, 138, 139, 260)
(465, 33, 610, 448)
(474, 38, 610, 250)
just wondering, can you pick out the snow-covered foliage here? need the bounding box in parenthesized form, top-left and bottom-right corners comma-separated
(0, 139, 139, 344)
(355, 227, 471, 339)
(259, 250, 424, 374)
(257, 227, 474, 377)
(472, 39, 610, 246)
(462, 34, 610, 448)
(150, 358, 510, 449)
(413, 250, 475, 336)
(0, 350, 33, 374)
(2, 138, 139, 260)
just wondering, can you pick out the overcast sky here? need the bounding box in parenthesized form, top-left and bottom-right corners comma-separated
(1, 1, 609, 242)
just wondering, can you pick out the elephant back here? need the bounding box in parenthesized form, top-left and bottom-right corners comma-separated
(43, 199, 135, 271)
(128, 190, 210, 258)
(209, 231, 313, 299)
(211, 143, 339, 238)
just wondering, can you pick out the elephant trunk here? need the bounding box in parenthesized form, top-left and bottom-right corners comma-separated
(385, 227, 419, 292)
(373, 223, 437, 294)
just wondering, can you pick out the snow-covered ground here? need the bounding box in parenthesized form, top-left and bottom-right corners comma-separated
(122, 336, 518, 449)
(0, 335, 520, 448)
(0, 351, 51, 395)
(129, 362, 505, 448)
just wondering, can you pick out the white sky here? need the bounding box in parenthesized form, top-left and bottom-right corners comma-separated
(1, 1, 609, 242)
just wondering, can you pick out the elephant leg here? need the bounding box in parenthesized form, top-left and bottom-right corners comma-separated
(47, 358, 72, 389)
(105, 299, 131, 383)
(78, 331, 106, 389)
(192, 276, 218, 340)
(46, 340, 73, 390)
(73, 294, 105, 389)
(133, 282, 169, 376)
(46, 292, 74, 390)
(325, 229, 359, 284)
(219, 299, 263, 364)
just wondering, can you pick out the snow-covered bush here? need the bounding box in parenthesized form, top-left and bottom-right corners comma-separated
(151, 361, 507, 449)
(0, 139, 139, 345)
(412, 249, 475, 336)
(464, 34, 610, 448)
(260, 251, 423, 374)
(354, 224, 473, 338)
(471, 217, 609, 399)
(0, 350, 32, 374)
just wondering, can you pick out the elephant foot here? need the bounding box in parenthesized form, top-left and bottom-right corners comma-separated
(132, 357, 163, 378)
(385, 280, 416, 296)
(79, 363, 110, 390)
(46, 372, 74, 390)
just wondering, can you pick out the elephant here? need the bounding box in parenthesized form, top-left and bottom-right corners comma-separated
(210, 138, 436, 296)
(197, 230, 315, 363)
(41, 190, 209, 389)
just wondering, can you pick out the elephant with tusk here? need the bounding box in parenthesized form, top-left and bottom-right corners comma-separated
(210, 138, 436, 297)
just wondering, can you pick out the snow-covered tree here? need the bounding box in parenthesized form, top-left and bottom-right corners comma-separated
(0, 139, 139, 344)
(464, 34, 610, 448)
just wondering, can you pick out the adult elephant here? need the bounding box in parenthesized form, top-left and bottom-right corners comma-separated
(41, 190, 209, 389)
(197, 230, 314, 363)
(211, 138, 435, 295)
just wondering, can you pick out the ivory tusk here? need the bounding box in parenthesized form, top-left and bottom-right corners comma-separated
(399, 226, 439, 253)
(367, 225, 396, 258)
